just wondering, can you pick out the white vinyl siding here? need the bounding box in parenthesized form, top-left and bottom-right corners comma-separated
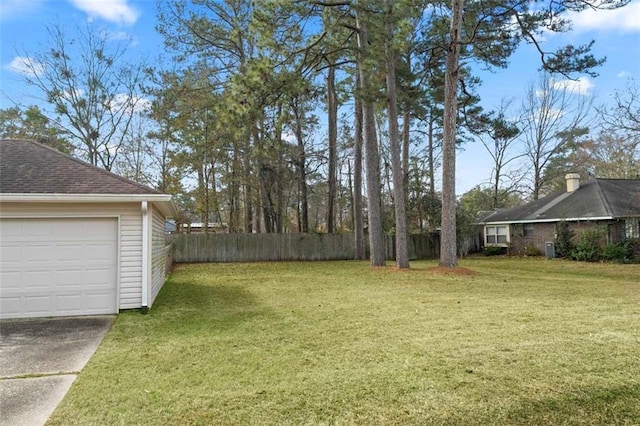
(0, 202, 143, 310)
(485, 225, 510, 246)
(149, 205, 167, 306)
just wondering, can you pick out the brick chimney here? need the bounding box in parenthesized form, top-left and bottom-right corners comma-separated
(565, 173, 580, 192)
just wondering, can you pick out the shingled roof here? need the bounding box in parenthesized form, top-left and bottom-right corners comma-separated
(480, 178, 640, 224)
(0, 139, 161, 195)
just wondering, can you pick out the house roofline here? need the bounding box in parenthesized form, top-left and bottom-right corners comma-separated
(479, 216, 616, 225)
(0, 193, 178, 217)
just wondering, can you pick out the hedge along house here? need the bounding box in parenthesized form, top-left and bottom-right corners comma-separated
(478, 174, 640, 255)
(0, 139, 178, 319)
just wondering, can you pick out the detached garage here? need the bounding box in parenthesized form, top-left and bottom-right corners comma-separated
(0, 139, 178, 319)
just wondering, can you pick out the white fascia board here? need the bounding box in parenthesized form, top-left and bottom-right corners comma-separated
(0, 193, 173, 203)
(482, 217, 615, 225)
(0, 193, 180, 218)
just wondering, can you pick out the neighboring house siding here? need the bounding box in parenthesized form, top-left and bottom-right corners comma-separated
(149, 204, 166, 306)
(0, 202, 143, 310)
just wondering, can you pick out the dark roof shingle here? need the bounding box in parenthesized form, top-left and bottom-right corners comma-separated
(480, 178, 640, 223)
(0, 139, 161, 195)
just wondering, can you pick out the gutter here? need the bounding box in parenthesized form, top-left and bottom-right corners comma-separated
(141, 201, 149, 311)
(479, 216, 615, 225)
(0, 193, 173, 203)
(0, 192, 179, 218)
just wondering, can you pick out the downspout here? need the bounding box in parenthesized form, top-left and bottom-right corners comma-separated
(141, 201, 149, 312)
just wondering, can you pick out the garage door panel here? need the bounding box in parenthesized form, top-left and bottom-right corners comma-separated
(56, 244, 83, 261)
(0, 221, 21, 237)
(24, 270, 54, 288)
(24, 295, 54, 315)
(1, 270, 20, 285)
(0, 218, 118, 319)
(25, 245, 54, 262)
(0, 297, 20, 315)
(56, 270, 83, 288)
(57, 294, 83, 311)
(23, 221, 51, 237)
(54, 220, 81, 235)
(1, 244, 21, 262)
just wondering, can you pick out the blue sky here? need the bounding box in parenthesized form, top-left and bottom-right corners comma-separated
(1, 0, 639, 195)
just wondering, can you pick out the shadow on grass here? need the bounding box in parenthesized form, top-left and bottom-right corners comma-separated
(504, 382, 640, 423)
(145, 281, 274, 335)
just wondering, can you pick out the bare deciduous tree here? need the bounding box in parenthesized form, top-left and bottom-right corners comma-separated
(20, 23, 144, 170)
(521, 74, 592, 199)
(477, 99, 523, 209)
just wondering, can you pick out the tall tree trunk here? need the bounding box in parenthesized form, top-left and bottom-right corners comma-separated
(353, 78, 366, 260)
(245, 128, 257, 233)
(492, 162, 501, 209)
(533, 158, 542, 200)
(428, 114, 436, 200)
(427, 114, 436, 232)
(440, 0, 465, 268)
(229, 143, 241, 232)
(327, 65, 338, 233)
(384, 0, 409, 268)
(275, 102, 285, 233)
(402, 110, 411, 205)
(356, 10, 385, 266)
(293, 102, 309, 233)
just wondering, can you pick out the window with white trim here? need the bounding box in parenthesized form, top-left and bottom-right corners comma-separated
(625, 219, 639, 238)
(485, 225, 509, 246)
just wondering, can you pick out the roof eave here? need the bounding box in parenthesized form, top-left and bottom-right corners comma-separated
(479, 216, 616, 225)
(0, 193, 179, 218)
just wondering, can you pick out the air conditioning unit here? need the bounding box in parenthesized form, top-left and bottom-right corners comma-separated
(545, 242, 556, 259)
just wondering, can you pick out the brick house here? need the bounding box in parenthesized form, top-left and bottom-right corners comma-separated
(478, 174, 640, 255)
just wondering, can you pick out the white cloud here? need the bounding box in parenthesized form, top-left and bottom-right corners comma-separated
(282, 131, 297, 144)
(0, 0, 44, 20)
(531, 107, 565, 123)
(566, 1, 640, 33)
(551, 76, 595, 95)
(107, 31, 131, 41)
(617, 71, 630, 78)
(111, 93, 151, 113)
(7, 56, 44, 77)
(67, 0, 140, 25)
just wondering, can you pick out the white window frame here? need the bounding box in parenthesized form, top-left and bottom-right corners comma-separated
(625, 218, 640, 239)
(485, 225, 510, 246)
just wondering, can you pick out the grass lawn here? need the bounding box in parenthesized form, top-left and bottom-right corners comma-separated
(48, 258, 640, 425)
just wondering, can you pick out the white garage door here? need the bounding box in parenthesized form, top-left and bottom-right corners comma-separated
(0, 218, 118, 319)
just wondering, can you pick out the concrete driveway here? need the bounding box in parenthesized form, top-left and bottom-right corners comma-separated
(0, 316, 114, 426)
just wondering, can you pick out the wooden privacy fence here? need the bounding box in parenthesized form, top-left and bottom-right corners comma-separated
(164, 244, 174, 272)
(168, 233, 440, 263)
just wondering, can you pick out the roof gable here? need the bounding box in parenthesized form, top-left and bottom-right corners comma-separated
(0, 139, 161, 195)
(481, 178, 640, 224)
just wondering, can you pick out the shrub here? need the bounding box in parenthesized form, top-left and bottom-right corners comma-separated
(625, 238, 640, 263)
(483, 246, 505, 256)
(601, 243, 629, 263)
(523, 245, 541, 256)
(554, 221, 575, 258)
(571, 226, 608, 262)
